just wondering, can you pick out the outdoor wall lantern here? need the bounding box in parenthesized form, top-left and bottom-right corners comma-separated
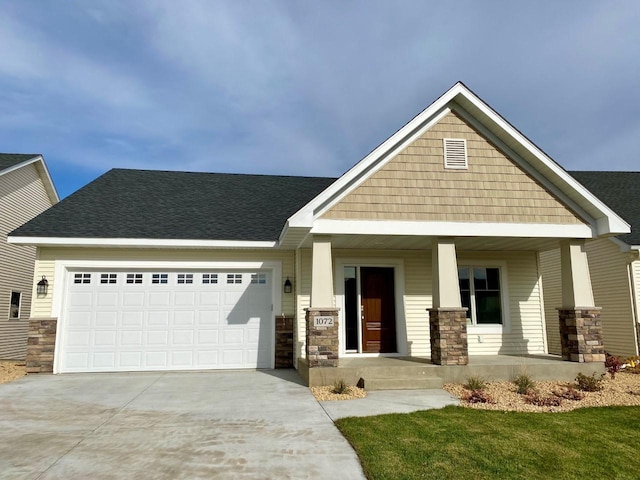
(36, 276, 48, 296)
(283, 277, 292, 294)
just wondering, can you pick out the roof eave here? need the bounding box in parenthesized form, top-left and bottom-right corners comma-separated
(0, 155, 59, 204)
(7, 236, 278, 249)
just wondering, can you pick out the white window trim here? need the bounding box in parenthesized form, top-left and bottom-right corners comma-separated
(51, 260, 282, 374)
(9, 291, 21, 319)
(458, 259, 510, 335)
(334, 258, 408, 357)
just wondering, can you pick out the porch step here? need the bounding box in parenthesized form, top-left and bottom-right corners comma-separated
(362, 376, 444, 391)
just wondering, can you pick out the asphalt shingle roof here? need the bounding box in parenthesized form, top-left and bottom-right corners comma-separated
(0, 153, 40, 172)
(11, 169, 337, 241)
(570, 171, 640, 246)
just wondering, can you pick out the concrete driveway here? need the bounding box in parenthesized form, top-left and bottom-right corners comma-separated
(0, 370, 365, 479)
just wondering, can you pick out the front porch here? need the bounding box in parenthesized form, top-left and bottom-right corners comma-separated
(297, 354, 605, 388)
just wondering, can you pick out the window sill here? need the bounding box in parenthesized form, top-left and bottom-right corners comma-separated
(468, 325, 505, 335)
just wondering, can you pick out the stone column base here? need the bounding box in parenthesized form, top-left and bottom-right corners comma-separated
(429, 308, 468, 365)
(275, 316, 294, 368)
(558, 308, 604, 362)
(305, 308, 339, 367)
(25, 318, 57, 373)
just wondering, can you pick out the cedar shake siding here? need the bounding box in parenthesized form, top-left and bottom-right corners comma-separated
(0, 163, 53, 359)
(322, 112, 584, 224)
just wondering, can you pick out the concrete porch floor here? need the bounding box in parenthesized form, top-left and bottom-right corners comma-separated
(298, 354, 606, 389)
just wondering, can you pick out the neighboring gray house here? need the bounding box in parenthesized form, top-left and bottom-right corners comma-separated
(541, 172, 640, 358)
(0, 154, 58, 359)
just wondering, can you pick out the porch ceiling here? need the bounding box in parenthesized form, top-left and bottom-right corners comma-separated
(298, 234, 562, 251)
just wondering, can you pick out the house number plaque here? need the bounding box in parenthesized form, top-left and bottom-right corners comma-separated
(313, 316, 335, 327)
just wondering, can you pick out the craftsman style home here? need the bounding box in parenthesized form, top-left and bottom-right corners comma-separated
(0, 154, 58, 360)
(8, 83, 629, 384)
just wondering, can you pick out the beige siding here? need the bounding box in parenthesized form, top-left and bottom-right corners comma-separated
(541, 241, 639, 358)
(539, 249, 562, 355)
(632, 260, 640, 354)
(0, 164, 53, 359)
(297, 248, 546, 358)
(585, 239, 638, 357)
(322, 112, 583, 224)
(32, 247, 296, 318)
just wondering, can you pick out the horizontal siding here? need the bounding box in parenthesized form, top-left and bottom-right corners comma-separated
(322, 112, 582, 225)
(585, 239, 637, 357)
(632, 260, 640, 354)
(0, 164, 53, 359)
(297, 248, 545, 358)
(33, 247, 296, 319)
(539, 249, 562, 355)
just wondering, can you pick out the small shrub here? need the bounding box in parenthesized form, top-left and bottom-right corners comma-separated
(464, 375, 487, 391)
(552, 386, 585, 401)
(524, 391, 562, 407)
(575, 372, 604, 392)
(605, 354, 623, 379)
(463, 389, 493, 404)
(332, 379, 349, 395)
(513, 373, 536, 395)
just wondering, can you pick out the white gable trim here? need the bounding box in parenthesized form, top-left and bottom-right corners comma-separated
(0, 155, 59, 204)
(311, 219, 593, 239)
(284, 82, 629, 238)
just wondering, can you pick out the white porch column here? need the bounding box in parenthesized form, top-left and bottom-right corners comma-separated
(430, 238, 468, 365)
(310, 235, 335, 308)
(432, 238, 461, 308)
(558, 239, 604, 363)
(560, 239, 595, 308)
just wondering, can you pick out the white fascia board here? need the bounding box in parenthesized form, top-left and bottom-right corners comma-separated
(610, 237, 632, 252)
(0, 156, 59, 204)
(452, 91, 629, 236)
(7, 236, 277, 248)
(311, 219, 594, 239)
(286, 89, 461, 228)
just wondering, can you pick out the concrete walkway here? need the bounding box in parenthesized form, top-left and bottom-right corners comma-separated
(320, 389, 459, 420)
(0, 370, 366, 480)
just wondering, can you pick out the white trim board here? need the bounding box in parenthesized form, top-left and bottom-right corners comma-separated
(0, 155, 59, 204)
(9, 237, 277, 248)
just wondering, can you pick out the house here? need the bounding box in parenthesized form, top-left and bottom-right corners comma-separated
(0, 154, 58, 360)
(8, 83, 630, 383)
(541, 172, 640, 358)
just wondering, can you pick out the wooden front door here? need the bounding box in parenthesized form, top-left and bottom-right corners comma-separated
(361, 267, 397, 353)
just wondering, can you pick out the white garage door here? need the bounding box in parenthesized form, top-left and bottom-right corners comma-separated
(59, 270, 273, 373)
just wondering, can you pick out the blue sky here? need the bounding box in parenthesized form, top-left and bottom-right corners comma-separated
(1, 1, 639, 199)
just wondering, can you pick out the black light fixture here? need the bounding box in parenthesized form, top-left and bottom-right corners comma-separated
(283, 277, 292, 294)
(36, 276, 48, 296)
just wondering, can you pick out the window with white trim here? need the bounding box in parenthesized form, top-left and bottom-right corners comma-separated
(151, 273, 168, 284)
(250, 273, 267, 284)
(9, 291, 21, 319)
(126, 273, 143, 284)
(177, 273, 193, 284)
(227, 274, 242, 284)
(202, 273, 218, 284)
(458, 266, 502, 325)
(100, 273, 117, 284)
(443, 138, 468, 169)
(74, 273, 91, 284)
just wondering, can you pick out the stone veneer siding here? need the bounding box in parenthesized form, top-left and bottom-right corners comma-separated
(305, 308, 339, 367)
(25, 318, 57, 373)
(429, 308, 469, 365)
(558, 308, 605, 362)
(275, 316, 294, 368)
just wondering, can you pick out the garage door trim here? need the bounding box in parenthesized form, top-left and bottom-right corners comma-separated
(52, 260, 282, 374)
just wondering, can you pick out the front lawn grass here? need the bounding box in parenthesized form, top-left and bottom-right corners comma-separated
(336, 406, 640, 480)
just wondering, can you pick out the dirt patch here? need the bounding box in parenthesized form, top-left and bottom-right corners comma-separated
(311, 385, 367, 401)
(444, 371, 640, 412)
(0, 361, 26, 384)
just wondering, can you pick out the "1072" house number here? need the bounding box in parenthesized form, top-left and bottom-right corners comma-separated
(313, 316, 335, 327)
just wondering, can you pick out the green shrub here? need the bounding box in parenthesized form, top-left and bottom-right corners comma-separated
(575, 372, 604, 392)
(332, 379, 349, 395)
(512, 373, 536, 395)
(463, 375, 487, 391)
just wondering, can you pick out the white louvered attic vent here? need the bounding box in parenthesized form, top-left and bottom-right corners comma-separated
(443, 138, 468, 169)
